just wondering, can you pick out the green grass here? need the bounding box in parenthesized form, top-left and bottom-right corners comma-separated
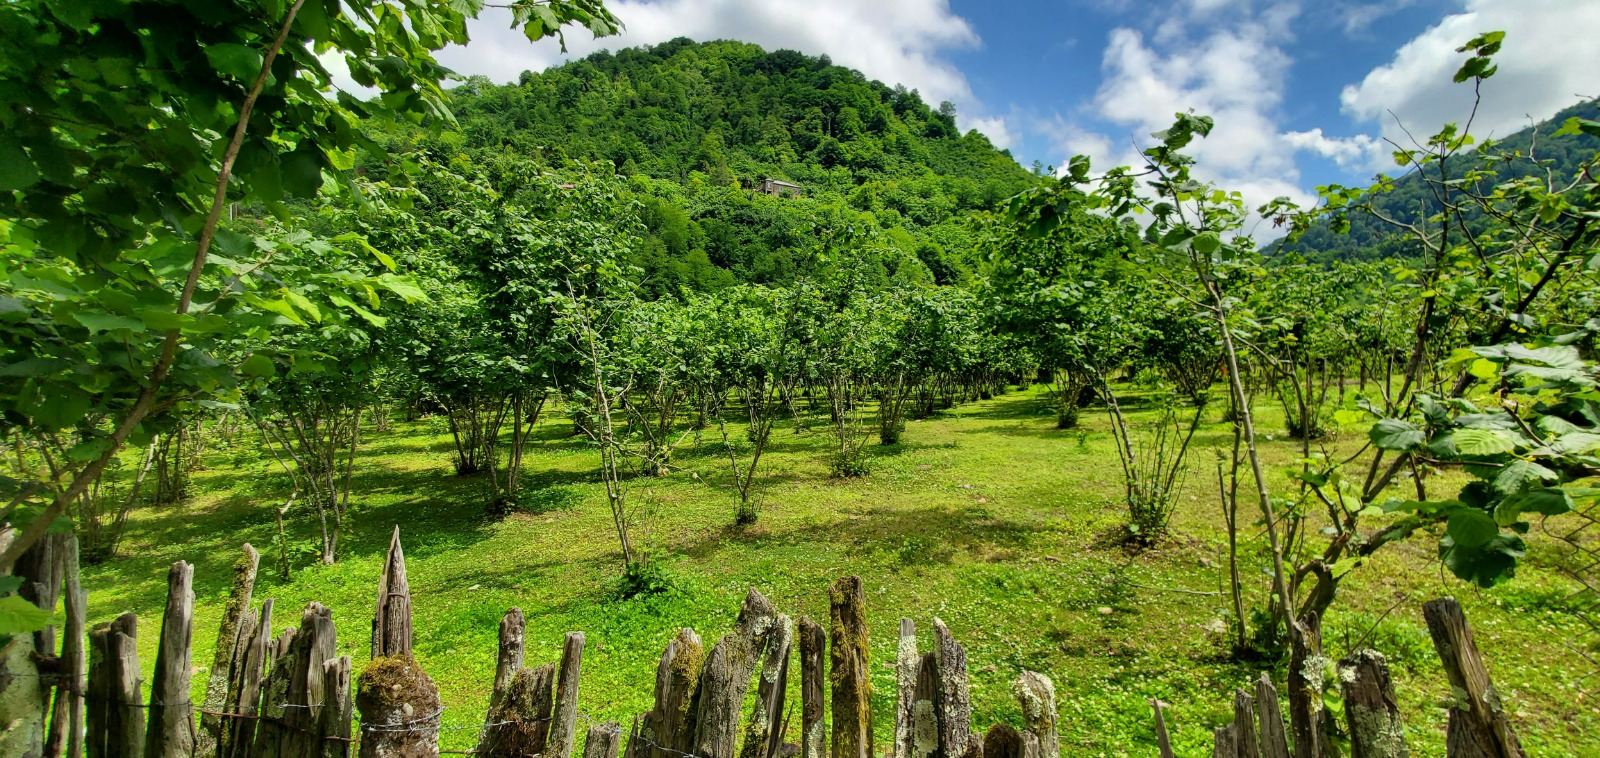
(86, 385, 1599, 756)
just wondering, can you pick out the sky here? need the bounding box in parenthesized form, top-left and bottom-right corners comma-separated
(432, 0, 1600, 218)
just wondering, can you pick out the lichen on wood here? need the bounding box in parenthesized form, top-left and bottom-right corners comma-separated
(356, 654, 442, 758)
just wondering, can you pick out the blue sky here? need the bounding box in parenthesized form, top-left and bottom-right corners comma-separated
(435, 0, 1600, 222)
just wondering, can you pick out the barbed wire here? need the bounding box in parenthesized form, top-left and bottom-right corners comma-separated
(78, 687, 739, 757)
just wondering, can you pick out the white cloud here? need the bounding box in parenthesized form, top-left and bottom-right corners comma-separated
(436, 0, 989, 123)
(1333, 0, 1421, 36)
(1042, 2, 1319, 237)
(1282, 128, 1385, 170)
(968, 116, 1014, 151)
(1341, 0, 1600, 143)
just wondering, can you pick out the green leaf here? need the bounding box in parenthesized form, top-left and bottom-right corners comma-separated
(1441, 428, 1518, 457)
(1439, 532, 1524, 589)
(66, 437, 111, 463)
(1369, 418, 1424, 451)
(240, 353, 276, 378)
(282, 290, 322, 323)
(376, 274, 426, 302)
(1495, 487, 1572, 525)
(281, 144, 325, 198)
(1552, 432, 1600, 454)
(253, 296, 306, 326)
(328, 293, 387, 327)
(205, 43, 265, 83)
(0, 141, 40, 191)
(1446, 506, 1498, 548)
(1491, 459, 1556, 494)
(30, 391, 90, 430)
(1555, 117, 1600, 138)
(0, 595, 53, 635)
(72, 311, 146, 334)
(0, 358, 72, 377)
(1468, 358, 1499, 380)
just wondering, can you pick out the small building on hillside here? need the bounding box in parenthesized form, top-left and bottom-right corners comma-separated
(755, 178, 802, 197)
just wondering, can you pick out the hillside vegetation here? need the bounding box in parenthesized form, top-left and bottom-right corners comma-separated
(1274, 97, 1600, 263)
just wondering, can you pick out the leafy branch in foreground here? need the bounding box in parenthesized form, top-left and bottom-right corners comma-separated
(0, 0, 617, 608)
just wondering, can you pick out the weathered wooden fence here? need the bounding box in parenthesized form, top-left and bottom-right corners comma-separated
(6, 527, 1530, 757)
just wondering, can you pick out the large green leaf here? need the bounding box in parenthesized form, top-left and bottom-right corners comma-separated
(1437, 428, 1518, 457)
(1446, 506, 1499, 548)
(1369, 418, 1424, 451)
(1495, 487, 1573, 525)
(0, 595, 53, 635)
(0, 141, 40, 191)
(204, 43, 264, 83)
(72, 311, 147, 333)
(1491, 459, 1556, 494)
(1440, 533, 1525, 588)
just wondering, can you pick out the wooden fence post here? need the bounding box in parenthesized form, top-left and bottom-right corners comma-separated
(1288, 614, 1330, 758)
(584, 722, 623, 758)
(1212, 725, 1237, 758)
(1013, 672, 1057, 758)
(488, 608, 526, 719)
(221, 599, 273, 758)
(1234, 687, 1260, 758)
(932, 618, 972, 758)
(1255, 674, 1289, 758)
(322, 655, 354, 758)
(146, 561, 196, 758)
(1423, 598, 1523, 758)
(741, 614, 792, 758)
(54, 535, 87, 758)
(87, 612, 143, 758)
(1149, 699, 1174, 758)
(911, 653, 939, 758)
(282, 602, 340, 756)
(830, 577, 872, 758)
(641, 628, 704, 758)
(693, 589, 777, 758)
(547, 632, 587, 758)
(1339, 649, 1406, 758)
(3, 533, 59, 757)
(981, 724, 1031, 758)
(895, 619, 918, 758)
(356, 528, 440, 757)
(477, 661, 555, 758)
(254, 625, 299, 754)
(198, 544, 259, 758)
(372, 526, 413, 659)
(799, 617, 826, 758)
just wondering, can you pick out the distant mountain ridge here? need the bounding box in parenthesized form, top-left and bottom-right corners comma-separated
(1272, 97, 1600, 263)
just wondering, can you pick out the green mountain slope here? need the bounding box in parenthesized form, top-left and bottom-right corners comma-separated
(451, 38, 1034, 201)
(433, 39, 1037, 293)
(1273, 98, 1600, 263)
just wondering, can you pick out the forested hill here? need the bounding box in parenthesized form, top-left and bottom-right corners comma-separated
(450, 38, 1034, 197)
(430, 39, 1038, 294)
(1273, 97, 1600, 263)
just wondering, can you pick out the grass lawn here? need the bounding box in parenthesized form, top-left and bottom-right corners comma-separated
(84, 384, 1599, 756)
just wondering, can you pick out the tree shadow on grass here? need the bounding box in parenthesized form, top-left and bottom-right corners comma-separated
(676, 502, 1039, 568)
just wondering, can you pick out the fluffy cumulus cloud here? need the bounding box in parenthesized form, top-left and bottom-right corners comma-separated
(1340, 0, 1600, 143)
(432, 0, 1011, 142)
(1046, 1, 1319, 236)
(1281, 128, 1384, 170)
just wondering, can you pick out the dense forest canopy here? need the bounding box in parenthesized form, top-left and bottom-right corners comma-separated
(383, 39, 1042, 292)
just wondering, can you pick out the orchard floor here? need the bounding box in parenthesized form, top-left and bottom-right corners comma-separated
(86, 385, 1599, 755)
